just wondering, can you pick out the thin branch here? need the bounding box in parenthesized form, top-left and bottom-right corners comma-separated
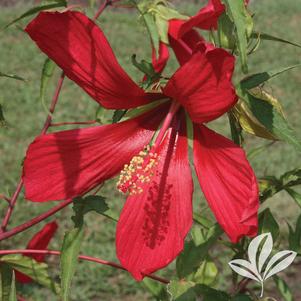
(0, 72, 65, 233)
(0, 249, 170, 284)
(0, 194, 11, 203)
(0, 199, 73, 242)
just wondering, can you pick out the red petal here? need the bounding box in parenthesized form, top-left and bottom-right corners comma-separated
(169, 29, 204, 65)
(152, 42, 169, 74)
(116, 114, 193, 280)
(169, 0, 225, 39)
(163, 43, 237, 123)
(193, 125, 259, 243)
(25, 11, 161, 109)
(23, 104, 169, 202)
(16, 221, 58, 283)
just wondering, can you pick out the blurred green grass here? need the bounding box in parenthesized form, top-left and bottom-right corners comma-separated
(0, 0, 301, 300)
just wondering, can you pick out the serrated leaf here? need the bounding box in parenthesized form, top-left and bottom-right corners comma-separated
(286, 188, 301, 208)
(222, 0, 253, 73)
(73, 195, 118, 222)
(273, 275, 295, 301)
(0, 71, 26, 81)
(251, 32, 301, 49)
(0, 254, 59, 293)
(228, 259, 261, 282)
(237, 88, 301, 151)
(176, 224, 222, 278)
(240, 65, 301, 90)
(263, 250, 297, 280)
(60, 226, 84, 301)
(258, 209, 279, 241)
(233, 99, 276, 140)
(40, 58, 56, 114)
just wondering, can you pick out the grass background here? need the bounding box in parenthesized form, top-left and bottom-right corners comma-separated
(0, 0, 300, 300)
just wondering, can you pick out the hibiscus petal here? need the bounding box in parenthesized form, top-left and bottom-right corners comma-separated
(23, 104, 169, 202)
(193, 125, 259, 243)
(16, 221, 58, 283)
(169, 0, 225, 40)
(163, 43, 237, 123)
(25, 11, 161, 109)
(169, 29, 204, 65)
(116, 113, 193, 280)
(152, 42, 169, 74)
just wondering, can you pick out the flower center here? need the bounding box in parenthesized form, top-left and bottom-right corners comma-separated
(117, 101, 181, 195)
(117, 145, 159, 195)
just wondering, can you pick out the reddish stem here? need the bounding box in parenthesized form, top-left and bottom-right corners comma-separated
(0, 72, 65, 233)
(93, 0, 111, 21)
(0, 249, 169, 284)
(0, 194, 11, 203)
(51, 120, 97, 127)
(0, 199, 73, 242)
(1, 180, 24, 232)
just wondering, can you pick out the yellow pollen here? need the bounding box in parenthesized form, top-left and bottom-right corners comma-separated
(116, 145, 159, 195)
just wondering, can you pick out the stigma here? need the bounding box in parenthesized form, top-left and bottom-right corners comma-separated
(117, 145, 159, 195)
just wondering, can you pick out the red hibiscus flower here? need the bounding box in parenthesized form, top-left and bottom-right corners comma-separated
(153, 0, 250, 70)
(16, 221, 58, 283)
(24, 11, 258, 280)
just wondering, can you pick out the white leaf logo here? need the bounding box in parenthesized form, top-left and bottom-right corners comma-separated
(228, 233, 297, 298)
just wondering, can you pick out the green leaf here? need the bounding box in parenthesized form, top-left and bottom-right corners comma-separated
(286, 188, 301, 208)
(237, 89, 301, 151)
(3, 0, 67, 29)
(288, 214, 301, 253)
(143, 278, 169, 301)
(193, 258, 218, 286)
(0, 254, 59, 294)
(240, 64, 301, 90)
(73, 195, 118, 222)
(112, 109, 127, 123)
(0, 263, 13, 301)
(218, 12, 236, 50)
(176, 224, 222, 278)
(258, 208, 279, 241)
(273, 275, 294, 301)
(222, 0, 253, 73)
(40, 58, 56, 114)
(8, 271, 17, 301)
(251, 32, 301, 49)
(140, 11, 160, 56)
(281, 168, 301, 187)
(60, 226, 84, 301)
(0, 71, 26, 81)
(228, 110, 244, 145)
(168, 281, 230, 301)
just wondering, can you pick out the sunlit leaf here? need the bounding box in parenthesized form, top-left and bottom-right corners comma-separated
(0, 255, 59, 293)
(40, 58, 56, 114)
(222, 0, 253, 73)
(176, 224, 222, 278)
